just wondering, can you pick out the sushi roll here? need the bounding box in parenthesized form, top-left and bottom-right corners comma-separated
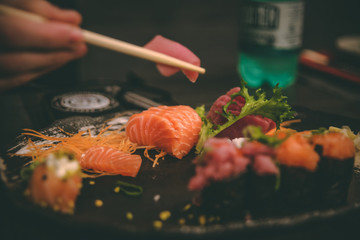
(188, 138, 250, 216)
(275, 132, 320, 207)
(23, 151, 83, 214)
(188, 136, 279, 217)
(241, 141, 280, 213)
(312, 131, 355, 205)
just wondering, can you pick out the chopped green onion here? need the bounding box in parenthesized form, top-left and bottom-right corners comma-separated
(115, 180, 143, 197)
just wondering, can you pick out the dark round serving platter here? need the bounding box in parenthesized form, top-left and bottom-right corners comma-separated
(0, 106, 359, 239)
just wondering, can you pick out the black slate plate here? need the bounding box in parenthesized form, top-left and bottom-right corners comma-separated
(0, 106, 359, 240)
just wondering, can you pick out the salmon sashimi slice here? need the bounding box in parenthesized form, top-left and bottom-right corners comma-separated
(144, 35, 201, 83)
(79, 146, 142, 177)
(28, 164, 82, 214)
(126, 105, 202, 159)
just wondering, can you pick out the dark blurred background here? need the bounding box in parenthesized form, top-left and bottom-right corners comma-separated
(44, 0, 360, 116)
(1, 0, 360, 239)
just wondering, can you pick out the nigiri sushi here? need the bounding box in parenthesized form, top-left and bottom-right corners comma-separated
(125, 105, 202, 159)
(24, 151, 82, 214)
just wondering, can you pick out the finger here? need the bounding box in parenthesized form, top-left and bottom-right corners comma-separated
(24, 0, 82, 25)
(0, 44, 87, 76)
(4, 0, 82, 25)
(0, 15, 84, 50)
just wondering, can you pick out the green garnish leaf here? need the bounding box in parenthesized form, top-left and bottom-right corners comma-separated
(243, 125, 286, 147)
(195, 105, 216, 154)
(115, 180, 143, 197)
(195, 80, 295, 153)
(311, 127, 328, 135)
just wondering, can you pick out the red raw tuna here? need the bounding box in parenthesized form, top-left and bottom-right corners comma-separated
(241, 141, 279, 176)
(207, 87, 276, 139)
(144, 35, 201, 83)
(188, 138, 250, 191)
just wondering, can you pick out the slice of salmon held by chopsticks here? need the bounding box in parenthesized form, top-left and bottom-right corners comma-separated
(79, 146, 142, 177)
(126, 105, 202, 159)
(144, 35, 201, 82)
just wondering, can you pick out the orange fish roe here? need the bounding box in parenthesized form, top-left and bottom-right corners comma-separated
(312, 132, 355, 159)
(276, 133, 320, 171)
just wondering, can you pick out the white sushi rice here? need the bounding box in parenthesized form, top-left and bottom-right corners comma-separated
(153, 194, 161, 202)
(232, 137, 248, 148)
(45, 153, 80, 179)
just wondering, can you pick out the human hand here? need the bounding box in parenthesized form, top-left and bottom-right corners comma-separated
(0, 0, 87, 91)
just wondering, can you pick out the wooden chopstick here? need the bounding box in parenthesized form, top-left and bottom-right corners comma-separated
(0, 4, 206, 74)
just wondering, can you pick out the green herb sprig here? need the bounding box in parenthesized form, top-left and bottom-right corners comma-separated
(195, 80, 295, 153)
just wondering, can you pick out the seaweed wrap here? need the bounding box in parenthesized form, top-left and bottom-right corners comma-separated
(241, 141, 279, 212)
(275, 132, 320, 206)
(188, 138, 250, 216)
(312, 131, 355, 205)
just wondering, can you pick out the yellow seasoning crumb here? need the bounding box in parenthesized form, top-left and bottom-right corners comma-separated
(39, 201, 47, 208)
(199, 215, 206, 226)
(114, 186, 121, 193)
(187, 214, 194, 220)
(53, 204, 60, 212)
(24, 189, 30, 197)
(126, 211, 133, 220)
(183, 203, 191, 211)
(95, 199, 103, 207)
(208, 216, 215, 223)
(178, 218, 186, 225)
(68, 201, 75, 209)
(153, 220, 163, 230)
(89, 180, 95, 185)
(159, 210, 171, 221)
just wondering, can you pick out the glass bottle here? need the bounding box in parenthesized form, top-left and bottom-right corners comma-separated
(237, 0, 304, 88)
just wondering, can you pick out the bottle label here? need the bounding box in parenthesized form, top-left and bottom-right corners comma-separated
(239, 1, 304, 49)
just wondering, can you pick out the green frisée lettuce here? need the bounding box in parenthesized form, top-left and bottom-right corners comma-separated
(195, 80, 295, 154)
(243, 125, 285, 147)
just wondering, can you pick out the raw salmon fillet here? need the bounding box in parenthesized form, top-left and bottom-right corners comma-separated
(126, 105, 202, 159)
(144, 35, 201, 83)
(80, 146, 142, 177)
